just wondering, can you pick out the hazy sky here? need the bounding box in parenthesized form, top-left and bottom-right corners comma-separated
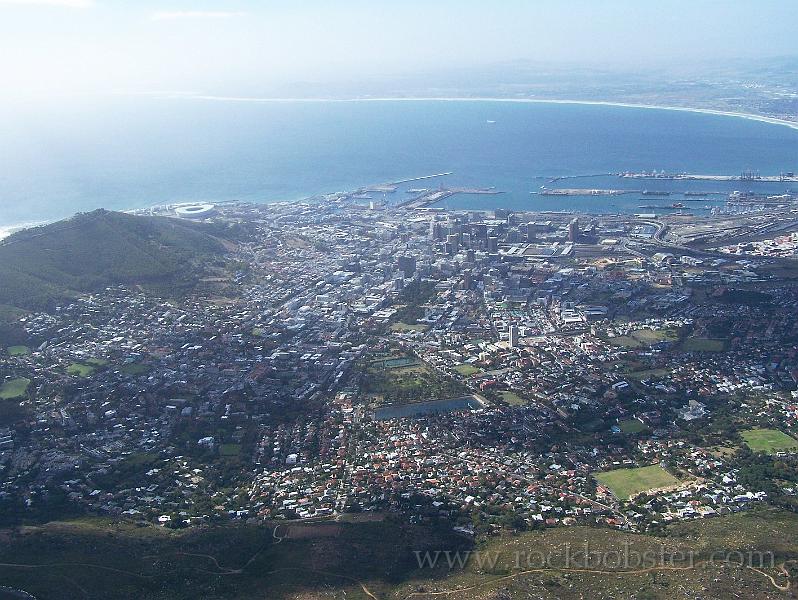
(1, 0, 797, 99)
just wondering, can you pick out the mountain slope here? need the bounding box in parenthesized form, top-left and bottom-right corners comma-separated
(0, 209, 229, 311)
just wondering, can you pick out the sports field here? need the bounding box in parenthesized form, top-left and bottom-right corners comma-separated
(7, 345, 30, 356)
(0, 377, 30, 400)
(499, 391, 525, 406)
(594, 464, 678, 499)
(682, 337, 725, 352)
(619, 419, 647, 433)
(67, 363, 95, 377)
(741, 428, 798, 453)
(454, 364, 481, 376)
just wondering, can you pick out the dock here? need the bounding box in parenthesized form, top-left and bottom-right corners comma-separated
(399, 187, 504, 209)
(618, 172, 798, 182)
(391, 172, 453, 185)
(539, 188, 638, 196)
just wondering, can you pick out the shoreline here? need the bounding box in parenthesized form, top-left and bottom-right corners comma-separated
(1, 97, 795, 235)
(181, 94, 798, 132)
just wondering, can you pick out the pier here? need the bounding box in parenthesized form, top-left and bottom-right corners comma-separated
(539, 188, 638, 196)
(398, 187, 504, 208)
(391, 172, 453, 185)
(546, 173, 613, 183)
(618, 171, 798, 182)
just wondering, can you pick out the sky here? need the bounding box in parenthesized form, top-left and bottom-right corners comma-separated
(0, 0, 797, 100)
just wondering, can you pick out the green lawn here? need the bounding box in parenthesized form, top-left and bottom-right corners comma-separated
(594, 464, 678, 499)
(86, 358, 108, 366)
(371, 356, 420, 369)
(0, 377, 30, 400)
(390, 322, 427, 332)
(7, 345, 30, 356)
(606, 335, 642, 348)
(741, 428, 798, 454)
(499, 391, 526, 406)
(67, 363, 95, 377)
(219, 444, 241, 457)
(682, 337, 725, 352)
(454, 364, 480, 376)
(120, 363, 150, 376)
(631, 328, 679, 343)
(364, 355, 465, 406)
(607, 328, 679, 348)
(626, 367, 669, 380)
(618, 419, 647, 434)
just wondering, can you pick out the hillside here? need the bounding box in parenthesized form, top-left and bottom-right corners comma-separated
(0, 509, 796, 599)
(0, 210, 229, 312)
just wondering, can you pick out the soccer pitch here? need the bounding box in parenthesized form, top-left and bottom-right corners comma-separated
(594, 464, 679, 499)
(741, 428, 798, 453)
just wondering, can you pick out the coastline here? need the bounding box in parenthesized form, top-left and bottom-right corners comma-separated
(1, 96, 795, 236)
(182, 94, 798, 132)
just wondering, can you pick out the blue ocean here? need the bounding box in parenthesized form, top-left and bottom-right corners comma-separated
(0, 98, 796, 228)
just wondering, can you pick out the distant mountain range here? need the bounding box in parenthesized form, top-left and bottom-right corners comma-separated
(0, 210, 230, 314)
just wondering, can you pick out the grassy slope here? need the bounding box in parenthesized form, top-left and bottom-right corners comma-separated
(0, 518, 466, 600)
(0, 210, 227, 311)
(1, 510, 798, 599)
(391, 508, 798, 600)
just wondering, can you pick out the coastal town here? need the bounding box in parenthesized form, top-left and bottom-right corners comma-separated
(3, 190, 798, 541)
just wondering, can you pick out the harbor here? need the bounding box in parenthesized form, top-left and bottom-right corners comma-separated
(335, 168, 797, 217)
(618, 170, 798, 182)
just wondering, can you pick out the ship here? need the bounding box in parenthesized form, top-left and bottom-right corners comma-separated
(642, 190, 671, 196)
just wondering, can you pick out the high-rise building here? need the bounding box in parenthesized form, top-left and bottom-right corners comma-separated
(508, 325, 519, 348)
(446, 234, 460, 253)
(487, 236, 499, 253)
(397, 255, 416, 277)
(462, 272, 473, 290)
(430, 220, 444, 241)
(567, 218, 579, 242)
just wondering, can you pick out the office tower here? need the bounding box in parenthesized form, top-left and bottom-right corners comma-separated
(509, 325, 519, 348)
(397, 255, 416, 277)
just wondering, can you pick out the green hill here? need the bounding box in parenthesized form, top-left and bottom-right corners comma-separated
(0, 210, 229, 311)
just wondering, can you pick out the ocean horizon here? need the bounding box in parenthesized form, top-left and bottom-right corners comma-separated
(1, 97, 796, 232)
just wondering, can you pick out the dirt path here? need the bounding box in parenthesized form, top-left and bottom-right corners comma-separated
(3, 552, 788, 599)
(0, 556, 381, 600)
(399, 560, 792, 598)
(264, 567, 379, 600)
(0, 561, 152, 579)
